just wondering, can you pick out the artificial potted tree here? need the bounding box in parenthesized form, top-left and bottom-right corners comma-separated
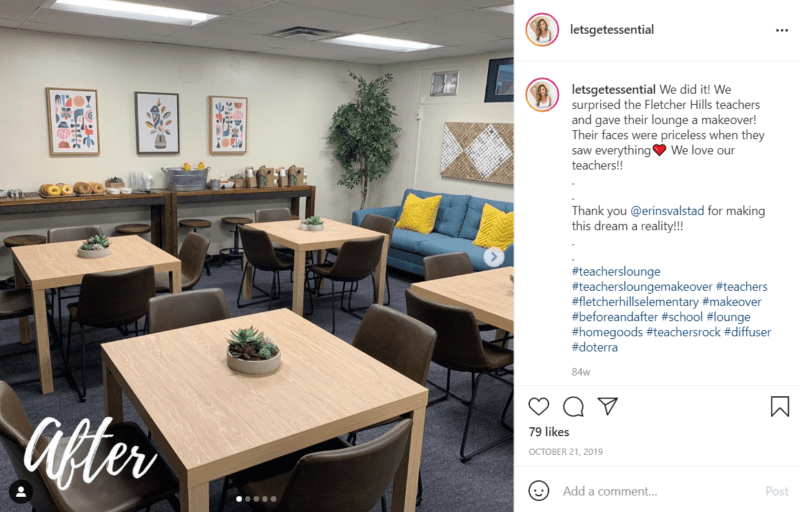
(226, 326, 281, 375)
(329, 72, 400, 210)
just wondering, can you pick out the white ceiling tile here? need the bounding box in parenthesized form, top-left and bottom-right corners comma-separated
(158, 27, 289, 51)
(364, 21, 501, 46)
(240, 2, 398, 33)
(417, 9, 511, 38)
(200, 16, 286, 37)
(0, 18, 23, 28)
(280, 0, 472, 23)
(24, 9, 187, 37)
(0, 0, 42, 21)
(445, 0, 511, 7)
(120, 0, 276, 16)
(280, 41, 396, 61)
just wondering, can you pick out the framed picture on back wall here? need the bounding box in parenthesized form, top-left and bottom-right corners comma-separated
(46, 87, 100, 156)
(484, 58, 513, 103)
(135, 92, 180, 154)
(209, 96, 248, 154)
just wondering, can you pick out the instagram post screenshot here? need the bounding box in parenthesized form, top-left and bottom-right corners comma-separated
(0, 0, 794, 511)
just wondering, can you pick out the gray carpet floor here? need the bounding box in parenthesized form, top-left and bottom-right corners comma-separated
(0, 256, 512, 511)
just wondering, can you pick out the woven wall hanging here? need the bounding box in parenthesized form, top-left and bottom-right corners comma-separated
(440, 122, 513, 186)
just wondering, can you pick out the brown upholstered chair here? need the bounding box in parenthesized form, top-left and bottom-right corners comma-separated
(254, 208, 311, 263)
(405, 289, 513, 462)
(348, 304, 435, 508)
(147, 288, 230, 334)
(327, 214, 395, 305)
(218, 419, 412, 512)
(255, 207, 292, 223)
(179, 219, 213, 276)
(47, 225, 103, 243)
(0, 381, 180, 512)
(309, 236, 384, 334)
(423, 252, 499, 334)
(67, 267, 156, 401)
(47, 225, 104, 333)
(238, 226, 313, 313)
(154, 232, 210, 293)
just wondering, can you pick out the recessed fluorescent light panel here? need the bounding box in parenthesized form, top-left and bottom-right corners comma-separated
(490, 4, 514, 14)
(325, 34, 440, 52)
(50, 0, 217, 26)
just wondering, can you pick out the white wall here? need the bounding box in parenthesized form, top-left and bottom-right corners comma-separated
(368, 51, 514, 209)
(0, 28, 379, 273)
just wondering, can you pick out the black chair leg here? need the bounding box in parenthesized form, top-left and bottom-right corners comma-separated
(380, 495, 388, 512)
(166, 494, 180, 512)
(77, 324, 87, 403)
(459, 372, 513, 462)
(218, 476, 232, 512)
(428, 368, 453, 405)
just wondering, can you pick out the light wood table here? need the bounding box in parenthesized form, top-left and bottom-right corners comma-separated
(102, 309, 428, 512)
(241, 218, 390, 315)
(410, 266, 514, 335)
(11, 235, 181, 394)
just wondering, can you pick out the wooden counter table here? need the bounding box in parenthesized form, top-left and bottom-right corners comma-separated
(0, 191, 172, 250)
(102, 309, 427, 512)
(12, 235, 181, 394)
(163, 185, 316, 255)
(410, 266, 514, 334)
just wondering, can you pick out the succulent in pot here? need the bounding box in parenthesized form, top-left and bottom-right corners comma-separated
(226, 327, 281, 375)
(77, 235, 111, 259)
(300, 215, 325, 231)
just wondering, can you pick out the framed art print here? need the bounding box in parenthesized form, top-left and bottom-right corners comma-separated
(135, 92, 179, 154)
(209, 96, 248, 154)
(431, 71, 459, 96)
(484, 58, 514, 103)
(46, 87, 100, 156)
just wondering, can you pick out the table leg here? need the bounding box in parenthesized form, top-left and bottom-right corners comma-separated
(32, 289, 54, 394)
(169, 268, 182, 294)
(375, 236, 390, 306)
(392, 405, 426, 512)
(292, 250, 306, 315)
(180, 481, 209, 512)
(13, 258, 31, 345)
(103, 357, 124, 425)
(242, 255, 253, 300)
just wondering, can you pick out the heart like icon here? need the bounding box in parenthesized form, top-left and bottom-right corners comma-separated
(528, 397, 549, 416)
(653, 144, 666, 156)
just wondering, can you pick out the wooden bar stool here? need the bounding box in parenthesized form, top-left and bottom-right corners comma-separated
(115, 223, 151, 238)
(3, 235, 45, 288)
(179, 219, 213, 276)
(219, 217, 251, 270)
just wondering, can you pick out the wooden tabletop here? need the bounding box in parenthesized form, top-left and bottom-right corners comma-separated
(247, 218, 387, 251)
(101, 308, 428, 488)
(410, 266, 514, 332)
(12, 235, 180, 291)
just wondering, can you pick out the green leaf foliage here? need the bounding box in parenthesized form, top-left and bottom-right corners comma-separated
(329, 72, 400, 209)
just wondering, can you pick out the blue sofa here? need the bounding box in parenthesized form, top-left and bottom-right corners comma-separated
(353, 189, 514, 276)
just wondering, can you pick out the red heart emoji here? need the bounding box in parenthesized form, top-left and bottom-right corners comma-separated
(653, 144, 666, 156)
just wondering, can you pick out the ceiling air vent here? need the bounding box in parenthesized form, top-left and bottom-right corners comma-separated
(265, 26, 338, 42)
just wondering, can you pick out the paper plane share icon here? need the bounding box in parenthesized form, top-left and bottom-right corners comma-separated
(597, 397, 618, 416)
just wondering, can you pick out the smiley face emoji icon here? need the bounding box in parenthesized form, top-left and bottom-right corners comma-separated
(529, 480, 549, 501)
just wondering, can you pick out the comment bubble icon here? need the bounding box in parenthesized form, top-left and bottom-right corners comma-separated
(563, 396, 584, 417)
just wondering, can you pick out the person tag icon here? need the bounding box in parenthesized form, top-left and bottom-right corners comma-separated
(9, 479, 33, 504)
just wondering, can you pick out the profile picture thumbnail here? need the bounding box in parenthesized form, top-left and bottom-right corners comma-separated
(526, 78, 559, 112)
(527, 13, 559, 46)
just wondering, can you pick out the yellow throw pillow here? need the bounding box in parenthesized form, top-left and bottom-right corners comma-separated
(473, 204, 514, 251)
(396, 194, 442, 234)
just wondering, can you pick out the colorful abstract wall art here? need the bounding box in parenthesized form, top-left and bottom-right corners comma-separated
(209, 96, 248, 154)
(135, 92, 180, 154)
(46, 88, 100, 156)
